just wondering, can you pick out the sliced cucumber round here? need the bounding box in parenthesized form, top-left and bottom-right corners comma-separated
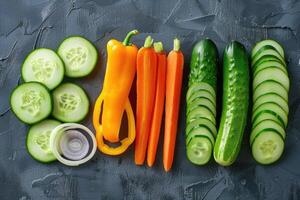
(186, 126, 215, 146)
(186, 82, 216, 101)
(252, 48, 285, 67)
(187, 97, 216, 117)
(26, 119, 61, 163)
(252, 102, 288, 128)
(186, 117, 217, 137)
(186, 136, 212, 165)
(57, 36, 98, 78)
(188, 90, 216, 106)
(253, 93, 289, 114)
(52, 83, 89, 122)
(250, 119, 285, 145)
(22, 48, 64, 90)
(187, 106, 216, 125)
(10, 82, 52, 124)
(253, 81, 288, 102)
(252, 40, 285, 59)
(252, 55, 286, 70)
(251, 131, 284, 165)
(252, 112, 283, 128)
(253, 61, 287, 77)
(253, 67, 289, 92)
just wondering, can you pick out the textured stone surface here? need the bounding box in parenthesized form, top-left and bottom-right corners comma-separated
(1, 0, 300, 199)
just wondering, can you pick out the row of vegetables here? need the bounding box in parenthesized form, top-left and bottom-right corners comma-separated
(10, 29, 289, 170)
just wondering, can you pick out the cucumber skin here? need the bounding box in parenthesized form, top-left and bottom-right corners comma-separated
(213, 41, 249, 166)
(188, 39, 218, 91)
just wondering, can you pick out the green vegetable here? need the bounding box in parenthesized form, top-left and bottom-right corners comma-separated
(57, 36, 98, 78)
(186, 39, 218, 165)
(22, 48, 65, 90)
(213, 41, 249, 166)
(26, 119, 61, 163)
(10, 82, 52, 124)
(250, 40, 289, 165)
(52, 83, 89, 122)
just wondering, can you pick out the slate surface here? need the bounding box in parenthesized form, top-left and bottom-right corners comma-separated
(1, 0, 300, 199)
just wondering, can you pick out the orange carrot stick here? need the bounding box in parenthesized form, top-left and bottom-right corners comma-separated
(147, 42, 167, 167)
(163, 38, 184, 171)
(135, 36, 158, 165)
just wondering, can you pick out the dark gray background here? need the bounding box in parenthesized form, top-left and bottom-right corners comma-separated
(1, 0, 300, 199)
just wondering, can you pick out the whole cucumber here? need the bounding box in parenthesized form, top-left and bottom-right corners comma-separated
(213, 41, 249, 166)
(188, 39, 218, 90)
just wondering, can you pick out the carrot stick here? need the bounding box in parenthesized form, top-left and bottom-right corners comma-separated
(135, 36, 158, 165)
(147, 42, 167, 167)
(163, 38, 184, 171)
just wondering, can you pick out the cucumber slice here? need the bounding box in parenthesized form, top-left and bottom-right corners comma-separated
(10, 82, 52, 124)
(253, 112, 284, 128)
(251, 131, 284, 164)
(252, 55, 286, 71)
(22, 48, 64, 90)
(186, 117, 217, 137)
(253, 93, 289, 114)
(186, 136, 213, 165)
(52, 83, 89, 122)
(186, 82, 216, 101)
(252, 102, 288, 128)
(250, 119, 285, 145)
(187, 97, 216, 117)
(253, 61, 287, 77)
(26, 119, 61, 163)
(57, 36, 98, 78)
(186, 126, 215, 146)
(188, 90, 216, 106)
(187, 106, 216, 125)
(252, 40, 284, 59)
(253, 81, 288, 102)
(252, 48, 285, 67)
(253, 67, 289, 91)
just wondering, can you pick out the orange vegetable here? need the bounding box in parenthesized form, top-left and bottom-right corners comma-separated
(147, 42, 167, 167)
(163, 38, 184, 171)
(93, 30, 138, 155)
(135, 36, 158, 165)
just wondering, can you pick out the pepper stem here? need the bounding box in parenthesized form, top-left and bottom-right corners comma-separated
(123, 30, 139, 46)
(173, 38, 180, 51)
(154, 42, 163, 53)
(144, 36, 154, 48)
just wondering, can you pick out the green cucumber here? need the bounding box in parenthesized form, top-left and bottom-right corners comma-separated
(187, 97, 216, 117)
(252, 102, 288, 128)
(186, 117, 217, 137)
(251, 131, 284, 165)
(188, 89, 216, 106)
(26, 119, 61, 163)
(213, 41, 249, 166)
(52, 83, 89, 122)
(253, 81, 288, 102)
(187, 106, 216, 125)
(57, 36, 98, 78)
(252, 39, 284, 59)
(10, 82, 52, 124)
(188, 39, 218, 89)
(186, 82, 216, 101)
(250, 119, 285, 145)
(253, 67, 290, 91)
(253, 60, 287, 77)
(22, 48, 65, 90)
(253, 93, 289, 114)
(186, 39, 218, 165)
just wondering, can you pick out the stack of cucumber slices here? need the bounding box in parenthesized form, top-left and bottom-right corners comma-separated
(250, 40, 289, 164)
(185, 39, 218, 165)
(11, 36, 98, 164)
